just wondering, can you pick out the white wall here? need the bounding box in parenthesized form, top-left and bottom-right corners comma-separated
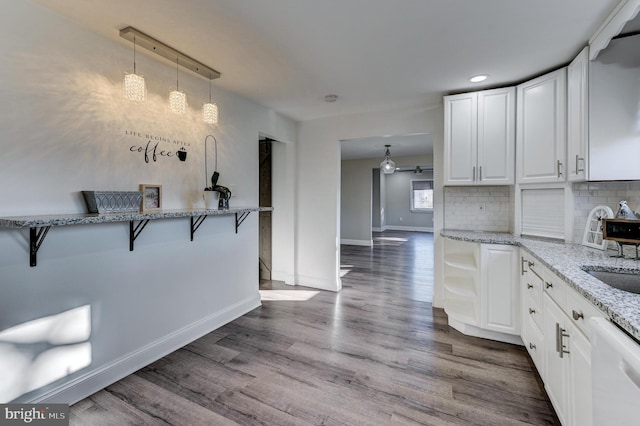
(297, 105, 444, 294)
(0, 1, 297, 403)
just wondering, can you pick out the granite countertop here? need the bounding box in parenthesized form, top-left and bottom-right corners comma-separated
(441, 229, 640, 341)
(0, 207, 273, 228)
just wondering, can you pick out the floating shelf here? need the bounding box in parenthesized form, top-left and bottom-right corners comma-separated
(0, 207, 272, 267)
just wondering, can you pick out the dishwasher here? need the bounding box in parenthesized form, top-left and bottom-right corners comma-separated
(591, 317, 640, 425)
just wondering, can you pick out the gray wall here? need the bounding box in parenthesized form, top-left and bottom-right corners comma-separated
(340, 158, 374, 244)
(385, 170, 434, 230)
(340, 154, 433, 244)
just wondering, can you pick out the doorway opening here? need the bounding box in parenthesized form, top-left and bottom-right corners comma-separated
(259, 138, 272, 281)
(339, 133, 435, 302)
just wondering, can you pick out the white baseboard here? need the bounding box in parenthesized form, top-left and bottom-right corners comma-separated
(340, 239, 372, 246)
(372, 227, 384, 232)
(271, 270, 295, 285)
(31, 293, 261, 405)
(448, 318, 523, 346)
(382, 226, 433, 233)
(295, 274, 340, 292)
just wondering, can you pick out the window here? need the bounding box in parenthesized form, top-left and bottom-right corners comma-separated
(411, 180, 433, 211)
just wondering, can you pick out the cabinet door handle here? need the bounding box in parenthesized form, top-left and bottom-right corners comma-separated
(545, 282, 553, 289)
(575, 154, 584, 173)
(529, 342, 536, 350)
(472, 166, 476, 182)
(572, 310, 584, 321)
(557, 160, 563, 177)
(556, 323, 570, 358)
(529, 308, 536, 315)
(527, 283, 533, 289)
(479, 166, 483, 181)
(521, 257, 528, 275)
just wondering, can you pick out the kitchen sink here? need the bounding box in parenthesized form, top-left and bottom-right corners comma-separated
(585, 269, 640, 294)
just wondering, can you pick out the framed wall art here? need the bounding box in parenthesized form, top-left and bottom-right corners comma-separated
(140, 184, 162, 212)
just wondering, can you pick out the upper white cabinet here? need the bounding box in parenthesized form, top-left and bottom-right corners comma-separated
(589, 34, 640, 180)
(444, 87, 515, 186)
(567, 47, 589, 182)
(516, 69, 567, 184)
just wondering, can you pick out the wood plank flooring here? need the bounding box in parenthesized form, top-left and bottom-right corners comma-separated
(70, 231, 559, 425)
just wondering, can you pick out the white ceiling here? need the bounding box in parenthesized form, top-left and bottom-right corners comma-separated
(36, 0, 618, 125)
(341, 133, 432, 161)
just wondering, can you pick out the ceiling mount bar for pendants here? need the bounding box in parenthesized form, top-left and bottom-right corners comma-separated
(119, 26, 221, 80)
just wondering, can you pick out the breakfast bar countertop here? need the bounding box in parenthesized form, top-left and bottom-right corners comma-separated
(441, 229, 640, 341)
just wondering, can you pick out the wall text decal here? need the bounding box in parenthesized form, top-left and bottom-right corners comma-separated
(124, 130, 191, 164)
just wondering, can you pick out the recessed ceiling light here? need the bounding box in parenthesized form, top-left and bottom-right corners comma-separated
(324, 94, 338, 103)
(469, 74, 489, 83)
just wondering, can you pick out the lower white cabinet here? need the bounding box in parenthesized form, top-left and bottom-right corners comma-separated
(443, 239, 520, 342)
(480, 244, 520, 334)
(543, 292, 571, 426)
(541, 269, 600, 426)
(519, 248, 602, 426)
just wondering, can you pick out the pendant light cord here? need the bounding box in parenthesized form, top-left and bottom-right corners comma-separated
(133, 33, 137, 74)
(176, 57, 179, 91)
(204, 134, 218, 187)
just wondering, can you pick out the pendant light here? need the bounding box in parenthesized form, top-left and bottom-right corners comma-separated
(123, 33, 146, 101)
(169, 56, 187, 114)
(202, 73, 219, 125)
(380, 145, 396, 174)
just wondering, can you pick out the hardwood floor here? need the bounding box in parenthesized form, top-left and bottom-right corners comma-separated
(70, 231, 559, 425)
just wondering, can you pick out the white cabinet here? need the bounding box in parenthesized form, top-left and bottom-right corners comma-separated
(443, 238, 480, 325)
(443, 239, 520, 343)
(480, 244, 519, 334)
(444, 87, 515, 186)
(567, 47, 589, 182)
(541, 267, 602, 426)
(588, 34, 640, 180)
(520, 252, 545, 375)
(543, 292, 571, 425)
(516, 69, 567, 184)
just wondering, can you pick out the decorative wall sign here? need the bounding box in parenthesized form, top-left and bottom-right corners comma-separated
(125, 130, 190, 164)
(140, 184, 162, 211)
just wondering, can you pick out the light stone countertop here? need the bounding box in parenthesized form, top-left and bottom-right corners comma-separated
(0, 207, 273, 228)
(441, 229, 640, 341)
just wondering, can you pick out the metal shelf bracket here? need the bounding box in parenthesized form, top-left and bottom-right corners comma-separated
(129, 220, 150, 251)
(235, 212, 251, 234)
(30, 226, 51, 267)
(190, 216, 207, 241)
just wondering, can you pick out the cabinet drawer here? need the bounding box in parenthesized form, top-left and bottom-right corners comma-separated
(522, 314, 544, 376)
(543, 268, 566, 308)
(524, 293, 543, 331)
(522, 257, 544, 308)
(566, 285, 604, 339)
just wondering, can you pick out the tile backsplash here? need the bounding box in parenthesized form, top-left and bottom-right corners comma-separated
(573, 181, 640, 253)
(444, 186, 512, 232)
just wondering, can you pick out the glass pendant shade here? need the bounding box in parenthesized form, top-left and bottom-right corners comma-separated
(124, 73, 146, 101)
(380, 145, 396, 174)
(381, 158, 397, 174)
(169, 90, 187, 114)
(203, 102, 219, 124)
